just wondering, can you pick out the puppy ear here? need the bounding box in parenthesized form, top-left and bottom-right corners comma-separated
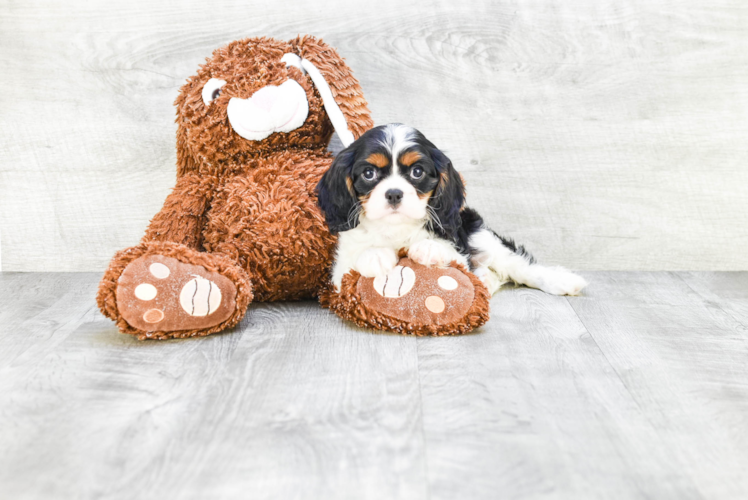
(289, 35, 374, 146)
(428, 148, 466, 241)
(316, 147, 360, 234)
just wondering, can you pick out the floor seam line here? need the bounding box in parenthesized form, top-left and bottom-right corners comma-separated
(564, 296, 667, 439)
(564, 294, 707, 500)
(414, 338, 432, 500)
(563, 296, 644, 411)
(675, 271, 748, 333)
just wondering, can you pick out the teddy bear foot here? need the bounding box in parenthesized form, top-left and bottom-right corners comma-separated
(115, 254, 239, 334)
(320, 256, 491, 336)
(98, 241, 252, 339)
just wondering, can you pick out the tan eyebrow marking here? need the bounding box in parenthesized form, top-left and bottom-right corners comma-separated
(366, 153, 389, 168)
(399, 151, 422, 166)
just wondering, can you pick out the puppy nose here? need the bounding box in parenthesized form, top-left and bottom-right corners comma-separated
(385, 189, 403, 206)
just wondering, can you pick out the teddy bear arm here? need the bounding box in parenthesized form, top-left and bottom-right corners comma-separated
(141, 172, 217, 250)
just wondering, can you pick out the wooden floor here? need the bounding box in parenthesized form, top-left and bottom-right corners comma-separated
(1, 271, 747, 499)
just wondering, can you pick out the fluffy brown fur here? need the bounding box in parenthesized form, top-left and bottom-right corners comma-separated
(97, 35, 490, 339)
(97, 35, 373, 339)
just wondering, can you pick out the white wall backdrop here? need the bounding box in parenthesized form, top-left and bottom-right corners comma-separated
(1, 0, 747, 272)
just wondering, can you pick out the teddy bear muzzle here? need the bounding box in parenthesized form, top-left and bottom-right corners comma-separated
(226, 79, 309, 141)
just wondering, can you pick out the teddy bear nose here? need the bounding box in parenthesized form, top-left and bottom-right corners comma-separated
(226, 79, 309, 141)
(385, 189, 403, 206)
(251, 86, 280, 112)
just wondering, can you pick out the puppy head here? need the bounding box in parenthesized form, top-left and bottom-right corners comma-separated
(317, 124, 465, 237)
(175, 36, 373, 172)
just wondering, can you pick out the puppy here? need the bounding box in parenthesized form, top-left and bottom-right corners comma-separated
(316, 124, 587, 296)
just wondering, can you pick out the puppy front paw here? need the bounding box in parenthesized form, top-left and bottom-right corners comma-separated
(355, 247, 399, 278)
(473, 266, 505, 295)
(408, 240, 460, 268)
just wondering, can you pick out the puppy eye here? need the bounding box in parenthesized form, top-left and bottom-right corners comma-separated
(202, 78, 227, 106)
(362, 167, 377, 181)
(410, 166, 424, 179)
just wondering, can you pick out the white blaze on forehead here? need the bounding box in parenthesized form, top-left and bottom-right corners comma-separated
(379, 124, 416, 165)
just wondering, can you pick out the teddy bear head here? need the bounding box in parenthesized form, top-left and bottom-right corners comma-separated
(174, 35, 373, 172)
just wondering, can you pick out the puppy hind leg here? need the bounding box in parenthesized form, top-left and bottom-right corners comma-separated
(469, 229, 587, 296)
(513, 263, 588, 296)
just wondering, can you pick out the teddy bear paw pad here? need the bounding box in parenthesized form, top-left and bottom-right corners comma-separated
(116, 255, 237, 332)
(358, 257, 476, 326)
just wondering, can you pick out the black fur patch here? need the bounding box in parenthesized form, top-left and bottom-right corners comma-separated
(317, 124, 536, 268)
(493, 232, 536, 264)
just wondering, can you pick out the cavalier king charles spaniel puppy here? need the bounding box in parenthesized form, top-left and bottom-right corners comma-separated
(317, 124, 587, 296)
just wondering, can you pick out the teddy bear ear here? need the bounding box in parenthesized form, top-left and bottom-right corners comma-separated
(288, 35, 373, 147)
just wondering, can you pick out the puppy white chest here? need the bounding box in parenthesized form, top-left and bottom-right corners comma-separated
(344, 218, 428, 250)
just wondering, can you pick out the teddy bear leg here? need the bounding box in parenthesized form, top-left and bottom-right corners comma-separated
(97, 241, 253, 339)
(320, 256, 491, 336)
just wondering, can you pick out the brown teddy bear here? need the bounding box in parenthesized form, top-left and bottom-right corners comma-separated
(97, 35, 489, 339)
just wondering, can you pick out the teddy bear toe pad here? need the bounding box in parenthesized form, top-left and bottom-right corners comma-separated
(116, 255, 237, 332)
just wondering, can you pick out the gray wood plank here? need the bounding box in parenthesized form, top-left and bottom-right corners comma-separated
(568, 272, 748, 499)
(3, 272, 748, 499)
(2, 0, 748, 271)
(416, 282, 701, 500)
(0, 272, 100, 367)
(678, 272, 748, 330)
(0, 274, 427, 500)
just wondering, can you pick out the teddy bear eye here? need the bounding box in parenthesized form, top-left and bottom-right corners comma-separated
(202, 78, 227, 106)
